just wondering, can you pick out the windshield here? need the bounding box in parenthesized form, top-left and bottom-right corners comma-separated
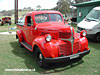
(86, 10, 100, 21)
(35, 14, 62, 23)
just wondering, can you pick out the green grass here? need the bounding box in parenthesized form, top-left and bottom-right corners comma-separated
(0, 24, 17, 32)
(0, 24, 100, 75)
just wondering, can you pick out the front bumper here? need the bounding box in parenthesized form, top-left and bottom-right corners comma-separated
(44, 50, 90, 63)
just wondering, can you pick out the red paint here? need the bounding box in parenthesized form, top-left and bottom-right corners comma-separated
(16, 11, 89, 58)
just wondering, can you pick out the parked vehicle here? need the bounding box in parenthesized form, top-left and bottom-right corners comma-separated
(1, 17, 11, 26)
(77, 6, 100, 42)
(16, 11, 90, 68)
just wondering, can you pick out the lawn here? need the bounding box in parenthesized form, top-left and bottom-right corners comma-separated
(0, 24, 17, 32)
(0, 24, 100, 75)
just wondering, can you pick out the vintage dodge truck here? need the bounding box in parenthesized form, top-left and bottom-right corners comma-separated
(16, 11, 90, 68)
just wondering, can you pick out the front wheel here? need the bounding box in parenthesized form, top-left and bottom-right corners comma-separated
(35, 47, 49, 68)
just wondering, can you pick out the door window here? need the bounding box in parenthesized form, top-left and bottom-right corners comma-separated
(27, 16, 33, 26)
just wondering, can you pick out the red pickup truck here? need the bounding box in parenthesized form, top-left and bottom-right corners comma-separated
(16, 11, 90, 68)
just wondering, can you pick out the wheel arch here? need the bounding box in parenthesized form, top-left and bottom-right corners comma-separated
(32, 37, 60, 58)
(33, 44, 39, 53)
(96, 32, 100, 35)
(16, 30, 23, 42)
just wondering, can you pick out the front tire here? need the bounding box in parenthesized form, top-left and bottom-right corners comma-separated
(35, 47, 49, 68)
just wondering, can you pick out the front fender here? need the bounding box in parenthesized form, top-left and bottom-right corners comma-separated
(32, 36, 65, 58)
(80, 37, 89, 52)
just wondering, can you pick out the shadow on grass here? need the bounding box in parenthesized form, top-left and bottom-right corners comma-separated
(10, 41, 84, 74)
(87, 38, 100, 50)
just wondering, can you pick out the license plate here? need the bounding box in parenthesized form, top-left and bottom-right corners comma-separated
(70, 54, 79, 59)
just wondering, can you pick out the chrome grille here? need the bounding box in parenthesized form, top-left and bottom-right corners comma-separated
(59, 32, 71, 39)
(73, 42, 80, 54)
(59, 42, 72, 56)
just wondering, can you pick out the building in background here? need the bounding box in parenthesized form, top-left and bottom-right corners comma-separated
(73, 0, 100, 23)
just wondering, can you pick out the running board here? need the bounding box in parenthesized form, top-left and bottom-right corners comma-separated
(21, 41, 32, 51)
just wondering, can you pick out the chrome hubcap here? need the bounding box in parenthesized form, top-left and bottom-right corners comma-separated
(39, 54, 42, 60)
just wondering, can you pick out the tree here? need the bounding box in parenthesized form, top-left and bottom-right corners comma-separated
(55, 0, 70, 14)
(27, 7, 32, 10)
(36, 5, 41, 10)
(53, 0, 92, 15)
(23, 7, 27, 10)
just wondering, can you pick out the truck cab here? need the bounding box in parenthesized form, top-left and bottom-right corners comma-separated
(77, 6, 100, 42)
(16, 11, 90, 68)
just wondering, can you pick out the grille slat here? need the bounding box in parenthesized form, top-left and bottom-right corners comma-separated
(73, 42, 80, 54)
(59, 41, 80, 56)
(59, 41, 72, 56)
(59, 32, 71, 39)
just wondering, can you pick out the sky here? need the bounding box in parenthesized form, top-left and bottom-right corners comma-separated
(0, 0, 58, 11)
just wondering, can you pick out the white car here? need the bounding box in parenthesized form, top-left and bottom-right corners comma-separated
(77, 6, 100, 42)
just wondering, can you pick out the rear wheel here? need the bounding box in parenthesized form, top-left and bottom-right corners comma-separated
(35, 47, 49, 68)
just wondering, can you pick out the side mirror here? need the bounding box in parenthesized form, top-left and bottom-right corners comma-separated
(27, 23, 31, 26)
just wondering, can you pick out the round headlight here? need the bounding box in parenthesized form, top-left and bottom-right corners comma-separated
(83, 31, 86, 37)
(80, 30, 87, 37)
(46, 34, 52, 42)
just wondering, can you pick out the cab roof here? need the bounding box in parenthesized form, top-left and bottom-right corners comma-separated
(27, 10, 61, 15)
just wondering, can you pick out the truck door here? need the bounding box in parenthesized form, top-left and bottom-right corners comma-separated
(26, 16, 35, 45)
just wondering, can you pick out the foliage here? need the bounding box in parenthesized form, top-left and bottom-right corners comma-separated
(0, 10, 14, 16)
(53, 0, 92, 14)
(54, 0, 70, 14)
(36, 5, 41, 10)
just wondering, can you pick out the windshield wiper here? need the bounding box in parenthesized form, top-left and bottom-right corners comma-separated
(85, 18, 98, 22)
(85, 18, 91, 21)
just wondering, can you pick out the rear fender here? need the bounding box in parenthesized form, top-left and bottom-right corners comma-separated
(16, 30, 23, 42)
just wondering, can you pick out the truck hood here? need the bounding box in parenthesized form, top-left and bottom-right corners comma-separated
(36, 22, 71, 32)
(77, 19, 99, 29)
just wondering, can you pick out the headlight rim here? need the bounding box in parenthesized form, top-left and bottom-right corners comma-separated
(80, 30, 87, 37)
(45, 34, 52, 42)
